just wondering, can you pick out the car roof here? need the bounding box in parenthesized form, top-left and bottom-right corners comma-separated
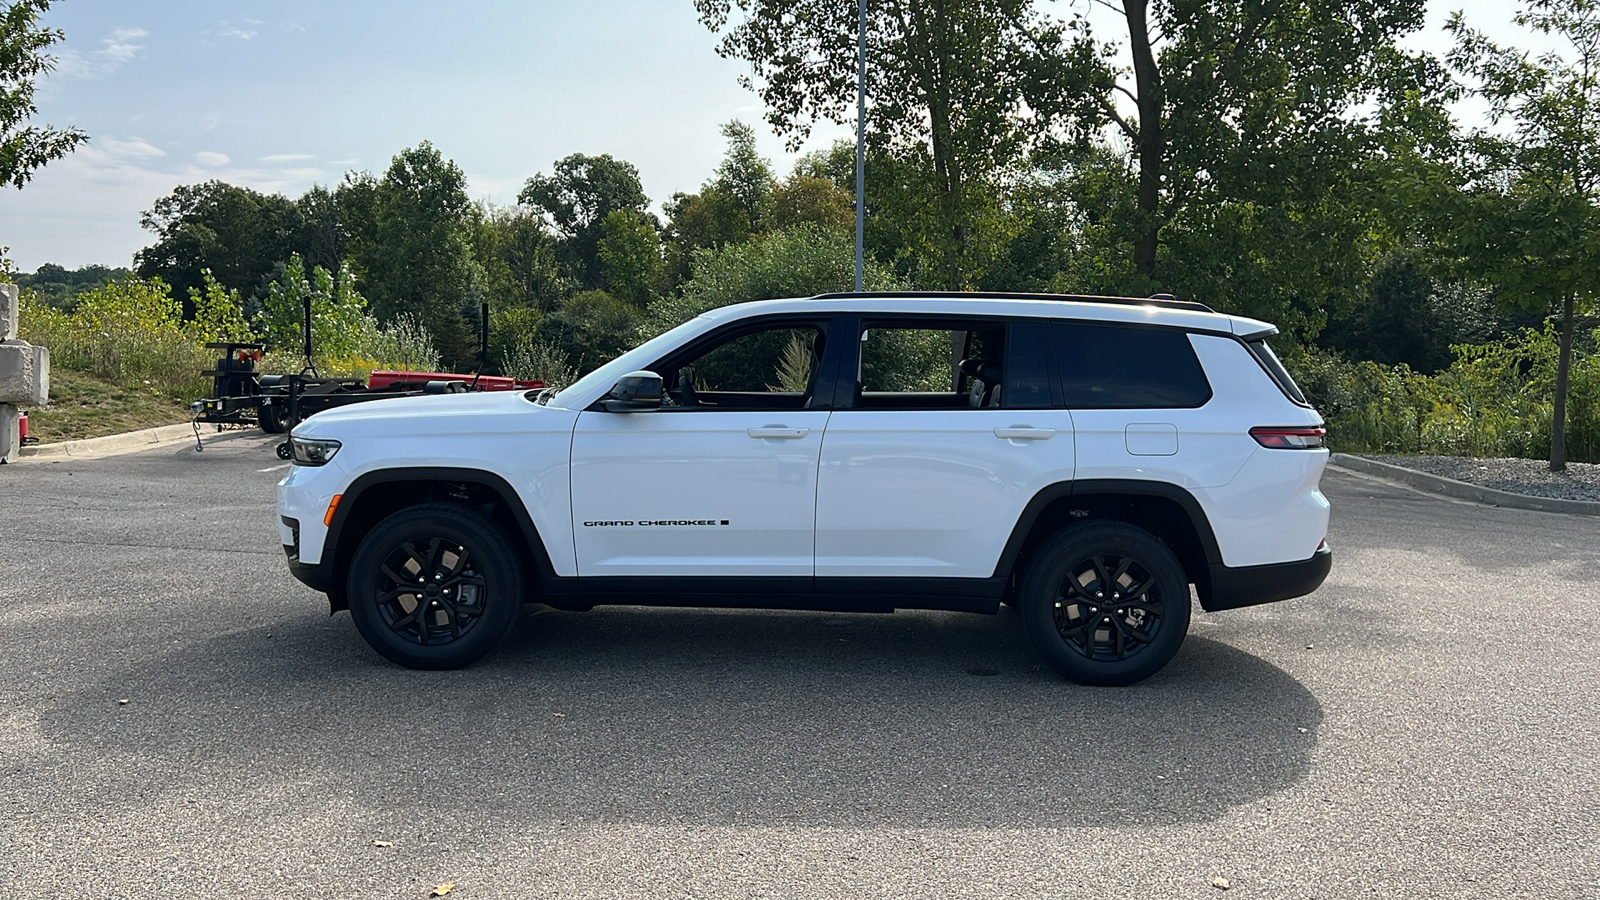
(699, 292, 1278, 338)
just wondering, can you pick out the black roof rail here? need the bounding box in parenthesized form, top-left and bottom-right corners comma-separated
(805, 290, 1215, 314)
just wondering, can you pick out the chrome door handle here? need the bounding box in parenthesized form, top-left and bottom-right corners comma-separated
(748, 427, 810, 439)
(994, 427, 1056, 440)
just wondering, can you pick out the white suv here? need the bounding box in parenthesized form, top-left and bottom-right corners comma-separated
(277, 292, 1331, 685)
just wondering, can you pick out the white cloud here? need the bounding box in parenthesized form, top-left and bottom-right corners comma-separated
(215, 22, 258, 41)
(99, 137, 166, 159)
(260, 153, 316, 164)
(56, 26, 148, 78)
(194, 151, 230, 167)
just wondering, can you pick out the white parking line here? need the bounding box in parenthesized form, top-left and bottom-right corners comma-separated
(258, 464, 290, 473)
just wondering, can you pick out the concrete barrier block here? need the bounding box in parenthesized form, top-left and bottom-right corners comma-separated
(0, 340, 47, 405)
(0, 404, 16, 462)
(0, 283, 16, 341)
(30, 343, 48, 405)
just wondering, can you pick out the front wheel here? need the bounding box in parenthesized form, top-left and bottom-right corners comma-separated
(1019, 522, 1191, 686)
(346, 503, 524, 669)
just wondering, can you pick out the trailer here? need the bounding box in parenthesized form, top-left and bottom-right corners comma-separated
(190, 301, 543, 457)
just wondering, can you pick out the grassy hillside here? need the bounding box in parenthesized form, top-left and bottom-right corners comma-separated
(22, 368, 193, 443)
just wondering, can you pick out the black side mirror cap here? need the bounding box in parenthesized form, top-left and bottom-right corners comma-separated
(601, 370, 663, 412)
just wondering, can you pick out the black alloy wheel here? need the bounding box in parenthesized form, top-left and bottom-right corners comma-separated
(1019, 522, 1191, 686)
(347, 503, 523, 669)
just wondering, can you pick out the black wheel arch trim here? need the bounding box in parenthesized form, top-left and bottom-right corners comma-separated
(991, 479, 1225, 580)
(323, 467, 560, 602)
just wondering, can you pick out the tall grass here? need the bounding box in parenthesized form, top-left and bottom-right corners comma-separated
(18, 278, 212, 400)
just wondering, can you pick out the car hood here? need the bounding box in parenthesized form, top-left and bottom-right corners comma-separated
(290, 390, 569, 440)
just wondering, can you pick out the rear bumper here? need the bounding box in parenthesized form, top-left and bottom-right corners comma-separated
(1200, 544, 1332, 612)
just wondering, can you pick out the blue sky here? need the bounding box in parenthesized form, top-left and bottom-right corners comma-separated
(0, 0, 1539, 270)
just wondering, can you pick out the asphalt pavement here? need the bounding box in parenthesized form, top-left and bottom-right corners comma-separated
(0, 434, 1595, 899)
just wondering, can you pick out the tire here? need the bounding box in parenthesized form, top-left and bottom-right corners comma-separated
(1019, 522, 1191, 686)
(346, 503, 524, 669)
(259, 402, 286, 434)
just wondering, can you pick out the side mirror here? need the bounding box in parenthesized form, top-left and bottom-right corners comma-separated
(601, 370, 663, 412)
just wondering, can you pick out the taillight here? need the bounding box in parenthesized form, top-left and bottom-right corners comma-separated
(1250, 425, 1326, 449)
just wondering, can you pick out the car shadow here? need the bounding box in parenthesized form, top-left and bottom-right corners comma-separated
(39, 605, 1321, 830)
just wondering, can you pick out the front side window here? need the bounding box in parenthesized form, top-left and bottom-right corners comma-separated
(1053, 322, 1212, 409)
(653, 323, 828, 410)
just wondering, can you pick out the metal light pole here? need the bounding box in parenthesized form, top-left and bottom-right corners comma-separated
(854, 0, 866, 293)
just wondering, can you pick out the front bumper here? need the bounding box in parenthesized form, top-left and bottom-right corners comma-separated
(1200, 543, 1332, 612)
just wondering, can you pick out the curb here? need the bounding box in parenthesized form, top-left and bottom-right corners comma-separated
(9, 421, 258, 462)
(1329, 453, 1600, 517)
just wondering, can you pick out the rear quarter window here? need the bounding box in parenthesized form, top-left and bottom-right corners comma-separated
(1053, 322, 1212, 409)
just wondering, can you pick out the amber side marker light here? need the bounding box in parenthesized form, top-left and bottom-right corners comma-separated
(324, 494, 343, 527)
(1250, 426, 1327, 449)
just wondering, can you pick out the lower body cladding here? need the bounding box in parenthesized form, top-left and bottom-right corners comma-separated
(280, 548, 1333, 616)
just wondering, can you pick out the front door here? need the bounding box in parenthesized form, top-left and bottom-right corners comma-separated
(570, 319, 836, 578)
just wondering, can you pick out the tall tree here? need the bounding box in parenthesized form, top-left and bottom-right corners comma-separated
(345, 142, 479, 368)
(468, 203, 569, 313)
(135, 180, 301, 306)
(1026, 0, 1430, 331)
(712, 120, 773, 232)
(518, 153, 650, 290)
(1446, 0, 1600, 471)
(0, 0, 85, 189)
(663, 120, 780, 284)
(697, 0, 1051, 289)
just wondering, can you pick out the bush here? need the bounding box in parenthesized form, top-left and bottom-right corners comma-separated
(500, 337, 576, 389)
(18, 277, 211, 400)
(1286, 325, 1600, 462)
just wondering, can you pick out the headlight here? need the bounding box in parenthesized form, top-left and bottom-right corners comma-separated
(290, 437, 342, 466)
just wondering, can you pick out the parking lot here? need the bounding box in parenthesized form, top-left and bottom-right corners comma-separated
(1, 433, 1595, 898)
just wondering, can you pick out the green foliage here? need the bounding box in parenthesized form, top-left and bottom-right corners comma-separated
(346, 143, 480, 368)
(519, 153, 651, 290)
(536, 289, 643, 374)
(136, 180, 303, 306)
(469, 203, 569, 313)
(256, 255, 367, 361)
(0, 0, 86, 189)
(646, 225, 905, 336)
(697, 0, 1051, 288)
(12, 263, 130, 309)
(187, 269, 253, 344)
(1443, 0, 1600, 467)
(597, 209, 663, 306)
(712, 120, 773, 232)
(500, 336, 576, 389)
(1289, 325, 1600, 463)
(16, 277, 210, 399)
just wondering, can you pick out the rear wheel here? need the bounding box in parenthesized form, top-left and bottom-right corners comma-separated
(258, 402, 286, 434)
(346, 503, 524, 669)
(1019, 522, 1191, 686)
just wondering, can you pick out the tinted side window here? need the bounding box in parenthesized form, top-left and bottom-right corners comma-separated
(1053, 323, 1211, 409)
(1003, 320, 1053, 409)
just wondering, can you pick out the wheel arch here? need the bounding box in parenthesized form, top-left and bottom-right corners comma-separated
(323, 467, 556, 613)
(994, 479, 1222, 598)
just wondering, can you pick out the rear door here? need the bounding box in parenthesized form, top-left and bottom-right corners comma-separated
(814, 316, 1074, 579)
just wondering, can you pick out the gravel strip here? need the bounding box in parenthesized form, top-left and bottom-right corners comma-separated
(1362, 454, 1600, 502)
